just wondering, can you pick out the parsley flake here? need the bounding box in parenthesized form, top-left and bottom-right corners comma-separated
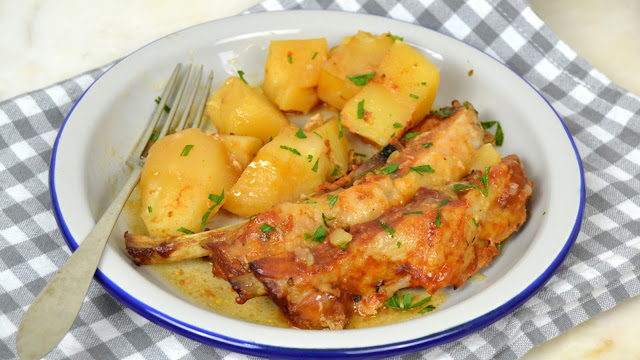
(380, 163, 399, 175)
(313, 226, 327, 243)
(237, 70, 248, 84)
(380, 221, 395, 237)
(327, 194, 339, 209)
(393, 122, 403, 129)
(312, 51, 318, 60)
(200, 189, 225, 230)
(338, 114, 344, 138)
(419, 305, 436, 313)
(177, 227, 194, 234)
(453, 166, 491, 197)
(322, 213, 336, 227)
(403, 211, 424, 215)
(437, 198, 449, 208)
(472, 217, 480, 227)
(409, 93, 419, 99)
(385, 293, 432, 311)
(481, 121, 504, 146)
(311, 158, 319, 172)
(353, 152, 367, 157)
(357, 99, 365, 119)
(147, 206, 152, 213)
(280, 145, 301, 156)
(331, 166, 341, 177)
(260, 224, 275, 233)
(295, 128, 307, 139)
(154, 96, 161, 104)
(405, 132, 419, 141)
(435, 209, 442, 227)
(346, 72, 376, 86)
(423, 142, 433, 149)
(180, 144, 194, 157)
(409, 165, 435, 175)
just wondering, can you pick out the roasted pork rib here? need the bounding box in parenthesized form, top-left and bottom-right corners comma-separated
(248, 155, 533, 329)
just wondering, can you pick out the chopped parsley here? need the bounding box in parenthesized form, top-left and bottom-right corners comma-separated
(200, 189, 225, 229)
(431, 108, 454, 118)
(312, 51, 318, 60)
(147, 206, 152, 213)
(357, 99, 365, 119)
(393, 122, 403, 129)
(164, 105, 171, 113)
(280, 145, 301, 156)
(307, 154, 313, 162)
(387, 32, 404, 42)
(409, 165, 435, 175)
(154, 96, 161, 104)
(481, 121, 504, 146)
(327, 194, 339, 209)
(304, 233, 312, 239)
(397, 241, 402, 248)
(472, 217, 480, 227)
(338, 114, 344, 138)
(409, 93, 419, 99)
(322, 213, 336, 227)
(151, 131, 160, 141)
(434, 209, 442, 227)
(311, 158, 319, 172)
(337, 241, 349, 251)
(313, 226, 327, 243)
(180, 144, 194, 157)
(405, 132, 419, 141)
(346, 72, 376, 86)
(497, 243, 503, 252)
(437, 198, 449, 208)
(353, 152, 367, 157)
(385, 293, 432, 311)
(419, 305, 436, 313)
(313, 131, 323, 139)
(423, 142, 433, 149)
(380, 163, 399, 175)
(380, 221, 395, 237)
(259, 224, 275, 233)
(177, 227, 194, 234)
(453, 166, 491, 197)
(237, 70, 248, 84)
(306, 200, 317, 204)
(402, 211, 424, 215)
(295, 128, 307, 139)
(331, 166, 341, 177)
(287, 53, 293, 64)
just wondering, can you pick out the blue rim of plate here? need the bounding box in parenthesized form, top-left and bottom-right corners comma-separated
(49, 10, 586, 359)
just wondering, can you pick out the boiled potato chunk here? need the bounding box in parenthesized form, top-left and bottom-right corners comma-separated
(340, 40, 440, 146)
(140, 128, 238, 236)
(224, 125, 333, 217)
(207, 76, 289, 143)
(219, 134, 264, 173)
(310, 118, 350, 180)
(470, 143, 501, 171)
(317, 31, 394, 109)
(263, 39, 329, 113)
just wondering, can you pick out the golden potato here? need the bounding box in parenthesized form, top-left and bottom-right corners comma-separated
(218, 134, 264, 173)
(470, 143, 501, 171)
(317, 31, 394, 109)
(340, 40, 440, 146)
(140, 128, 238, 236)
(310, 118, 350, 180)
(206, 76, 289, 143)
(223, 125, 333, 217)
(263, 39, 329, 113)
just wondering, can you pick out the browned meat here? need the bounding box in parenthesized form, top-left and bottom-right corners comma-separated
(249, 155, 533, 329)
(204, 103, 486, 303)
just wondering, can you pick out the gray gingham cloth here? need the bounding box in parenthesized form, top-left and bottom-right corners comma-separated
(2, 0, 639, 359)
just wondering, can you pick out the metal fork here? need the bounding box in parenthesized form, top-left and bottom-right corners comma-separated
(16, 64, 214, 360)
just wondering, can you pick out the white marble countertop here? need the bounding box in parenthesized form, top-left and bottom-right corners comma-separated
(2, 0, 639, 358)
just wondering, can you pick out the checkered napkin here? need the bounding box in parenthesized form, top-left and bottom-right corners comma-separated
(1, 0, 639, 359)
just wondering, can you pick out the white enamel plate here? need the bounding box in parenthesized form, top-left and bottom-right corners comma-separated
(51, 10, 584, 359)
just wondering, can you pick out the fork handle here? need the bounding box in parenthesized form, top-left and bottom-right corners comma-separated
(17, 167, 143, 360)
